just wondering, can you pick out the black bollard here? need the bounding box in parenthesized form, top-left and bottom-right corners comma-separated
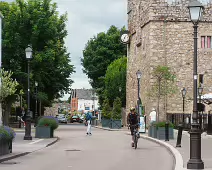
(176, 124, 183, 147)
(165, 122, 169, 141)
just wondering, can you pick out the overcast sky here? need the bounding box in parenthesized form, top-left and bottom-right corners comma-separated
(2, 0, 128, 100)
(53, 0, 128, 100)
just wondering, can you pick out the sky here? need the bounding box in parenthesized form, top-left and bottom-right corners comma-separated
(53, 0, 128, 100)
(2, 0, 128, 100)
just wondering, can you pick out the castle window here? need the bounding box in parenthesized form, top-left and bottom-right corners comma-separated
(201, 36, 205, 48)
(201, 36, 212, 49)
(207, 36, 211, 48)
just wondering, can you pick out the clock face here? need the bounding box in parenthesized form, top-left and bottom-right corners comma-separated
(121, 34, 129, 43)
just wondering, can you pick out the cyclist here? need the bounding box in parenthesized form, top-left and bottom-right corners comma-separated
(127, 107, 140, 147)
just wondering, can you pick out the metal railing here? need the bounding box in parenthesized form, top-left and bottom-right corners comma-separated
(166, 113, 208, 131)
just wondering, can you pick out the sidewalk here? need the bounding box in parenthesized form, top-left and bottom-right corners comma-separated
(166, 130, 212, 170)
(0, 131, 59, 163)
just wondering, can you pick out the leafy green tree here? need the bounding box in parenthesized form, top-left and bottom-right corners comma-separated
(148, 66, 177, 122)
(0, 0, 74, 115)
(104, 57, 126, 107)
(0, 69, 20, 125)
(101, 98, 112, 119)
(112, 97, 122, 120)
(82, 25, 127, 106)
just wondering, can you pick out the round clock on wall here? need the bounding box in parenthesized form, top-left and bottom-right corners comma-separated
(120, 31, 130, 44)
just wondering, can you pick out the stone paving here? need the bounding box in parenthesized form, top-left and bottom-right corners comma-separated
(166, 130, 212, 170)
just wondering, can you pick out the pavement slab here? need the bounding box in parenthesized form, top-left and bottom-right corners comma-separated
(0, 125, 175, 170)
(0, 131, 59, 163)
(166, 130, 212, 170)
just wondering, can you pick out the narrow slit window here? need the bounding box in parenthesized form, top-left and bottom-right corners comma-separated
(201, 36, 205, 48)
(207, 36, 211, 48)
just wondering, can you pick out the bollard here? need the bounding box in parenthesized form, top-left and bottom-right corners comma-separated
(165, 122, 169, 141)
(176, 124, 183, 147)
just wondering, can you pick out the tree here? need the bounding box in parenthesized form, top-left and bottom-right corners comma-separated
(101, 98, 112, 119)
(81, 25, 127, 106)
(0, 69, 20, 125)
(104, 56, 126, 107)
(148, 66, 177, 122)
(0, 0, 75, 115)
(112, 97, 122, 120)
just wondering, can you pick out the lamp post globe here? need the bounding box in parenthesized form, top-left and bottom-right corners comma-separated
(187, 1, 204, 169)
(198, 86, 203, 96)
(188, 0, 204, 24)
(181, 87, 187, 98)
(25, 46, 32, 60)
(136, 70, 142, 80)
(24, 45, 32, 140)
(35, 81, 38, 87)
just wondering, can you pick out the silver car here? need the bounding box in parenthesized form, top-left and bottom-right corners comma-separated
(56, 114, 68, 124)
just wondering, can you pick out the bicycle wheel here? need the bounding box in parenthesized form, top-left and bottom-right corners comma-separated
(134, 133, 137, 149)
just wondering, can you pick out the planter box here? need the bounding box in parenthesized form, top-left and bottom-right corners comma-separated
(151, 125, 157, 138)
(35, 126, 53, 138)
(110, 120, 122, 129)
(0, 140, 12, 156)
(148, 126, 152, 137)
(101, 119, 110, 128)
(157, 127, 174, 140)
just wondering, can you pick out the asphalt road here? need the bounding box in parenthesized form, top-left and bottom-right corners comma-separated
(0, 125, 174, 170)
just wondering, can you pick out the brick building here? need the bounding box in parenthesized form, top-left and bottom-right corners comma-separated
(127, 0, 212, 122)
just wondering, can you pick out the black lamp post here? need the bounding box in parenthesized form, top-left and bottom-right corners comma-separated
(136, 70, 142, 115)
(24, 45, 33, 140)
(35, 81, 38, 118)
(181, 87, 187, 124)
(187, 0, 204, 169)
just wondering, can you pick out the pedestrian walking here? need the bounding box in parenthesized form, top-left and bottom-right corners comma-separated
(85, 111, 93, 135)
(149, 108, 156, 124)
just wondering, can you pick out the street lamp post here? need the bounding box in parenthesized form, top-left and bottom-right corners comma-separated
(35, 81, 38, 118)
(24, 45, 33, 140)
(181, 87, 187, 124)
(187, 1, 204, 169)
(136, 70, 142, 115)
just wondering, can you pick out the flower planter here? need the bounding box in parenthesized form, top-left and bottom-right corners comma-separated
(0, 140, 12, 156)
(157, 127, 174, 140)
(101, 118, 110, 128)
(35, 126, 53, 138)
(110, 120, 122, 129)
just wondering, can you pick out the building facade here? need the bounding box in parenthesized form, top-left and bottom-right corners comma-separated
(70, 89, 99, 113)
(127, 0, 212, 122)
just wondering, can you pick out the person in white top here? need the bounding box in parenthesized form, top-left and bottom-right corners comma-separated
(149, 108, 157, 123)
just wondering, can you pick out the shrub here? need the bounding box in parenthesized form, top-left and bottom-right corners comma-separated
(102, 98, 112, 119)
(37, 116, 59, 130)
(155, 121, 174, 128)
(0, 126, 16, 141)
(112, 97, 122, 120)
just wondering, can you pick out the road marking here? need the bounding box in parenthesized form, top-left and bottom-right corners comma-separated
(29, 139, 44, 144)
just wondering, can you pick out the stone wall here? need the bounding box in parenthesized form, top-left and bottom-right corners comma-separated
(127, 0, 212, 123)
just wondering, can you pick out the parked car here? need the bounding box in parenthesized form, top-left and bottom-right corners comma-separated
(79, 116, 84, 123)
(70, 115, 80, 123)
(56, 114, 68, 124)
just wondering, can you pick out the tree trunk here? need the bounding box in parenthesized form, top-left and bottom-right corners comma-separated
(157, 79, 161, 122)
(3, 101, 12, 126)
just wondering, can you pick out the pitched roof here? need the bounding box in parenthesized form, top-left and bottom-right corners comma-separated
(70, 89, 95, 100)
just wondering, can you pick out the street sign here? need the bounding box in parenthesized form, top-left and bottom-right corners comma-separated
(139, 116, 146, 133)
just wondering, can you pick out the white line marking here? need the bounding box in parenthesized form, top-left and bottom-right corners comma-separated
(29, 139, 44, 144)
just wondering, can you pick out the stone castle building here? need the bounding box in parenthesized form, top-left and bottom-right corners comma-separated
(126, 0, 212, 122)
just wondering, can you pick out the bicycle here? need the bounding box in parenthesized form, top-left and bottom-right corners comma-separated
(128, 124, 140, 149)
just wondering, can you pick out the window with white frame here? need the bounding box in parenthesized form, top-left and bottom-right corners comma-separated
(201, 36, 212, 49)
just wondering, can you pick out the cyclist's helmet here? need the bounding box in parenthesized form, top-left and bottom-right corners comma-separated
(130, 107, 135, 111)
